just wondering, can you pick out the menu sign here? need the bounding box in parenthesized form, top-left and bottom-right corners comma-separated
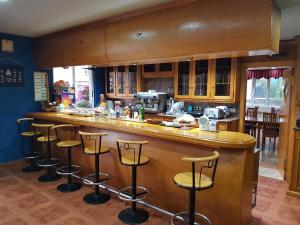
(0, 64, 24, 86)
(34, 72, 48, 102)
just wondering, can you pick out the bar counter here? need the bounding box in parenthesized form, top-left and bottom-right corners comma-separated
(27, 112, 256, 225)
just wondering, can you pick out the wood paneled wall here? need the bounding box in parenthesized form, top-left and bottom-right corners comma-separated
(35, 0, 280, 68)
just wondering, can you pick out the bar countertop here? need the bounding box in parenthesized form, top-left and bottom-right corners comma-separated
(27, 112, 255, 149)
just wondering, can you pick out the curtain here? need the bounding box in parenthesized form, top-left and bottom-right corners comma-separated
(247, 69, 285, 80)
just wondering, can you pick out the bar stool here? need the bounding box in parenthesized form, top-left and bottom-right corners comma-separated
(17, 118, 42, 173)
(32, 123, 61, 182)
(171, 151, 219, 225)
(79, 131, 111, 204)
(116, 139, 150, 225)
(53, 124, 81, 192)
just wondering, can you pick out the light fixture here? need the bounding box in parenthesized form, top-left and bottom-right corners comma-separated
(130, 31, 155, 40)
(180, 22, 205, 30)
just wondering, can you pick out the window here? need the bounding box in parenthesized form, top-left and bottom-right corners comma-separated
(246, 77, 283, 108)
(53, 66, 93, 107)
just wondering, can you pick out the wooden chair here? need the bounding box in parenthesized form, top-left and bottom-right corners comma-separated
(245, 106, 258, 137)
(262, 112, 279, 152)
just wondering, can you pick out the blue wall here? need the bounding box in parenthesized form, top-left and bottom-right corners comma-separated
(93, 67, 105, 106)
(0, 33, 40, 163)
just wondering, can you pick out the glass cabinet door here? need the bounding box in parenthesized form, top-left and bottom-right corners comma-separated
(177, 61, 190, 97)
(106, 67, 115, 95)
(194, 60, 209, 98)
(116, 66, 127, 95)
(214, 58, 232, 97)
(128, 65, 138, 95)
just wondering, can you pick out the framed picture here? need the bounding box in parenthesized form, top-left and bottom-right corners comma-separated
(1, 39, 14, 52)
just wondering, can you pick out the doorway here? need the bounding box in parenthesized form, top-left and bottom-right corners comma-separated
(245, 67, 293, 180)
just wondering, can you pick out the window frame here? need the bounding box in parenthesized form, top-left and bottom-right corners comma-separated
(53, 66, 94, 107)
(247, 77, 283, 108)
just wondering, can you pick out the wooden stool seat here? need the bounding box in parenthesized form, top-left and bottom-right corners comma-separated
(57, 140, 81, 148)
(121, 154, 150, 166)
(84, 146, 110, 155)
(37, 136, 57, 142)
(174, 172, 212, 189)
(21, 131, 41, 137)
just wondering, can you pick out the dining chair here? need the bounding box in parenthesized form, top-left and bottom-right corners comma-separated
(245, 106, 258, 137)
(262, 112, 279, 152)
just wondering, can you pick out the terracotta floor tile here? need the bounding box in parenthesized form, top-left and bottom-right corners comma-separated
(0, 205, 14, 222)
(1, 218, 29, 225)
(276, 205, 300, 223)
(30, 203, 69, 224)
(0, 163, 300, 225)
(15, 192, 51, 209)
(2, 184, 34, 199)
(49, 217, 94, 225)
(0, 177, 20, 190)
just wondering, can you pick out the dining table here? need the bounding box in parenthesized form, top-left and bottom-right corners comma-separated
(245, 116, 283, 148)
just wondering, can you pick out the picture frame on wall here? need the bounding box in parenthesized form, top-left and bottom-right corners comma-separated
(1, 39, 14, 53)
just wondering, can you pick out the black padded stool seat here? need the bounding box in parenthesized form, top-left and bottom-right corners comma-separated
(32, 123, 61, 182)
(53, 124, 82, 193)
(116, 139, 150, 225)
(79, 131, 111, 205)
(171, 151, 219, 225)
(17, 118, 42, 173)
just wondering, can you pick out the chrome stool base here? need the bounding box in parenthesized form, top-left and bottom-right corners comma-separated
(118, 208, 149, 225)
(57, 183, 81, 193)
(83, 192, 110, 205)
(38, 173, 61, 182)
(82, 173, 109, 185)
(22, 164, 43, 173)
(38, 158, 60, 167)
(118, 186, 149, 202)
(171, 212, 212, 225)
(56, 165, 80, 175)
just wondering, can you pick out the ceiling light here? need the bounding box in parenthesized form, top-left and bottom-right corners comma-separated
(180, 22, 205, 30)
(131, 31, 155, 40)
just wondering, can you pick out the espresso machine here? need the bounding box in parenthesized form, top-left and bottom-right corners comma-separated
(133, 91, 167, 113)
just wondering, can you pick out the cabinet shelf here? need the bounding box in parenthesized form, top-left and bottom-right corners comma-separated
(175, 58, 237, 101)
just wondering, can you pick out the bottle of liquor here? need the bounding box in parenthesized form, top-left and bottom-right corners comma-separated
(139, 106, 145, 121)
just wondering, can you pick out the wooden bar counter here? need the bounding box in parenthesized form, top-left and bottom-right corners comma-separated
(27, 112, 256, 225)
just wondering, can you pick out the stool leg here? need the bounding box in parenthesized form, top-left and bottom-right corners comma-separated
(189, 190, 196, 225)
(22, 137, 42, 173)
(38, 141, 61, 182)
(57, 147, 81, 192)
(118, 165, 149, 224)
(132, 165, 137, 212)
(83, 154, 110, 204)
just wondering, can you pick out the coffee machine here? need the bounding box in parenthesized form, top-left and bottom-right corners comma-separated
(133, 91, 167, 113)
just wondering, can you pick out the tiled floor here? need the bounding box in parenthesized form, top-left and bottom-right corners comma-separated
(0, 162, 300, 225)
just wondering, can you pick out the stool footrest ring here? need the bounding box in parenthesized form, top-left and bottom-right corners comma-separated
(38, 158, 60, 167)
(171, 212, 212, 225)
(56, 165, 80, 175)
(82, 173, 110, 185)
(118, 186, 149, 202)
(23, 152, 40, 159)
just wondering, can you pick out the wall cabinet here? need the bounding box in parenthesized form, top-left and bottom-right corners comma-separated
(174, 58, 237, 102)
(105, 65, 139, 98)
(142, 63, 175, 78)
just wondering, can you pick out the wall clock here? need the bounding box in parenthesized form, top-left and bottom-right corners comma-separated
(1, 39, 14, 52)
